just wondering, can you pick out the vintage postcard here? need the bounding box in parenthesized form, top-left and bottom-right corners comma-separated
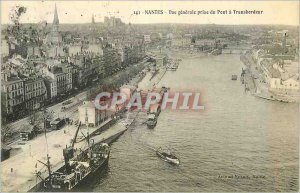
(0, 0, 299, 192)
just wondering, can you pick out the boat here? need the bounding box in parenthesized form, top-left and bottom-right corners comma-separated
(166, 63, 178, 71)
(156, 147, 180, 165)
(146, 114, 157, 129)
(42, 122, 110, 191)
(232, 75, 238, 80)
(210, 48, 222, 55)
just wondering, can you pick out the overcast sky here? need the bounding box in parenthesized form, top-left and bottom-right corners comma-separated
(1, 1, 299, 25)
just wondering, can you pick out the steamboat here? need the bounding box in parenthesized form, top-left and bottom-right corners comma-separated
(41, 122, 110, 191)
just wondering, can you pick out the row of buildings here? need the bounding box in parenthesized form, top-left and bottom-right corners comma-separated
(1, 5, 146, 121)
(248, 30, 299, 93)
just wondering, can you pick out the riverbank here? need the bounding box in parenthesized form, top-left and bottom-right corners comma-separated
(0, 61, 151, 192)
(2, 60, 149, 147)
(240, 53, 299, 103)
(88, 52, 298, 192)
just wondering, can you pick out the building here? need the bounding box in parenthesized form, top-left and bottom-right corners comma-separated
(23, 76, 47, 111)
(69, 54, 97, 87)
(195, 39, 215, 47)
(172, 37, 192, 48)
(68, 44, 82, 56)
(44, 76, 57, 100)
(82, 44, 104, 56)
(104, 16, 124, 28)
(155, 54, 167, 69)
(27, 44, 41, 58)
(144, 35, 151, 44)
(43, 61, 73, 100)
(1, 71, 25, 117)
(51, 66, 72, 96)
(270, 75, 299, 90)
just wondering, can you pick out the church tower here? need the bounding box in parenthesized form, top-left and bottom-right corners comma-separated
(52, 3, 59, 32)
(90, 14, 97, 43)
(46, 3, 64, 58)
(92, 14, 95, 25)
(47, 3, 62, 45)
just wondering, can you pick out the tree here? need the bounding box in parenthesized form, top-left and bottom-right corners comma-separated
(28, 110, 43, 127)
(1, 126, 11, 143)
(7, 6, 27, 38)
(28, 109, 53, 129)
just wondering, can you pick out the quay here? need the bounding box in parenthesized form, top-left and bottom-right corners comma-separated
(240, 53, 299, 103)
(1, 60, 150, 192)
(1, 116, 130, 192)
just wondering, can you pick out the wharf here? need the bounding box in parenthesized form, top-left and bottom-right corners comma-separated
(1, 60, 148, 192)
(0, 117, 127, 192)
(241, 53, 299, 103)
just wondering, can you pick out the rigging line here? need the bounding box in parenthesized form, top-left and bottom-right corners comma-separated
(79, 127, 87, 139)
(44, 116, 49, 156)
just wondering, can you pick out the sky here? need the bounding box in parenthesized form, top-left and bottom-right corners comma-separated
(1, 1, 299, 25)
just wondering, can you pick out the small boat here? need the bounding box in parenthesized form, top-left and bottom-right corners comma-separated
(146, 114, 157, 129)
(156, 148, 180, 165)
(232, 75, 238, 80)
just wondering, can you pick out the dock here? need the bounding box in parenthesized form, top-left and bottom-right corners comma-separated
(0, 115, 131, 192)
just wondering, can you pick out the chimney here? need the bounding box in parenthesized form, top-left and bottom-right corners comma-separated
(282, 32, 287, 54)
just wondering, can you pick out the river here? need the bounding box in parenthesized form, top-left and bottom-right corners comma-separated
(79, 53, 298, 192)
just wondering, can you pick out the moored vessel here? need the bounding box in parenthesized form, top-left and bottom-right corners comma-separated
(44, 143, 110, 191)
(42, 121, 111, 191)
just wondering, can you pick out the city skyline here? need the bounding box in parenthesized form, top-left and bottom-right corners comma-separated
(1, 1, 299, 26)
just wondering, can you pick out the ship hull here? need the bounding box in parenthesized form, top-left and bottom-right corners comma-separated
(44, 156, 109, 192)
(147, 123, 156, 129)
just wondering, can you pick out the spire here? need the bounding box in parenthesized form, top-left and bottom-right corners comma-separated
(92, 14, 95, 24)
(53, 3, 59, 25)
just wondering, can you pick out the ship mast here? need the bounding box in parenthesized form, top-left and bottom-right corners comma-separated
(44, 108, 52, 188)
(85, 108, 91, 158)
(37, 108, 52, 188)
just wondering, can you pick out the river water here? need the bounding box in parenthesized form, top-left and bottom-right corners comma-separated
(81, 53, 298, 192)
